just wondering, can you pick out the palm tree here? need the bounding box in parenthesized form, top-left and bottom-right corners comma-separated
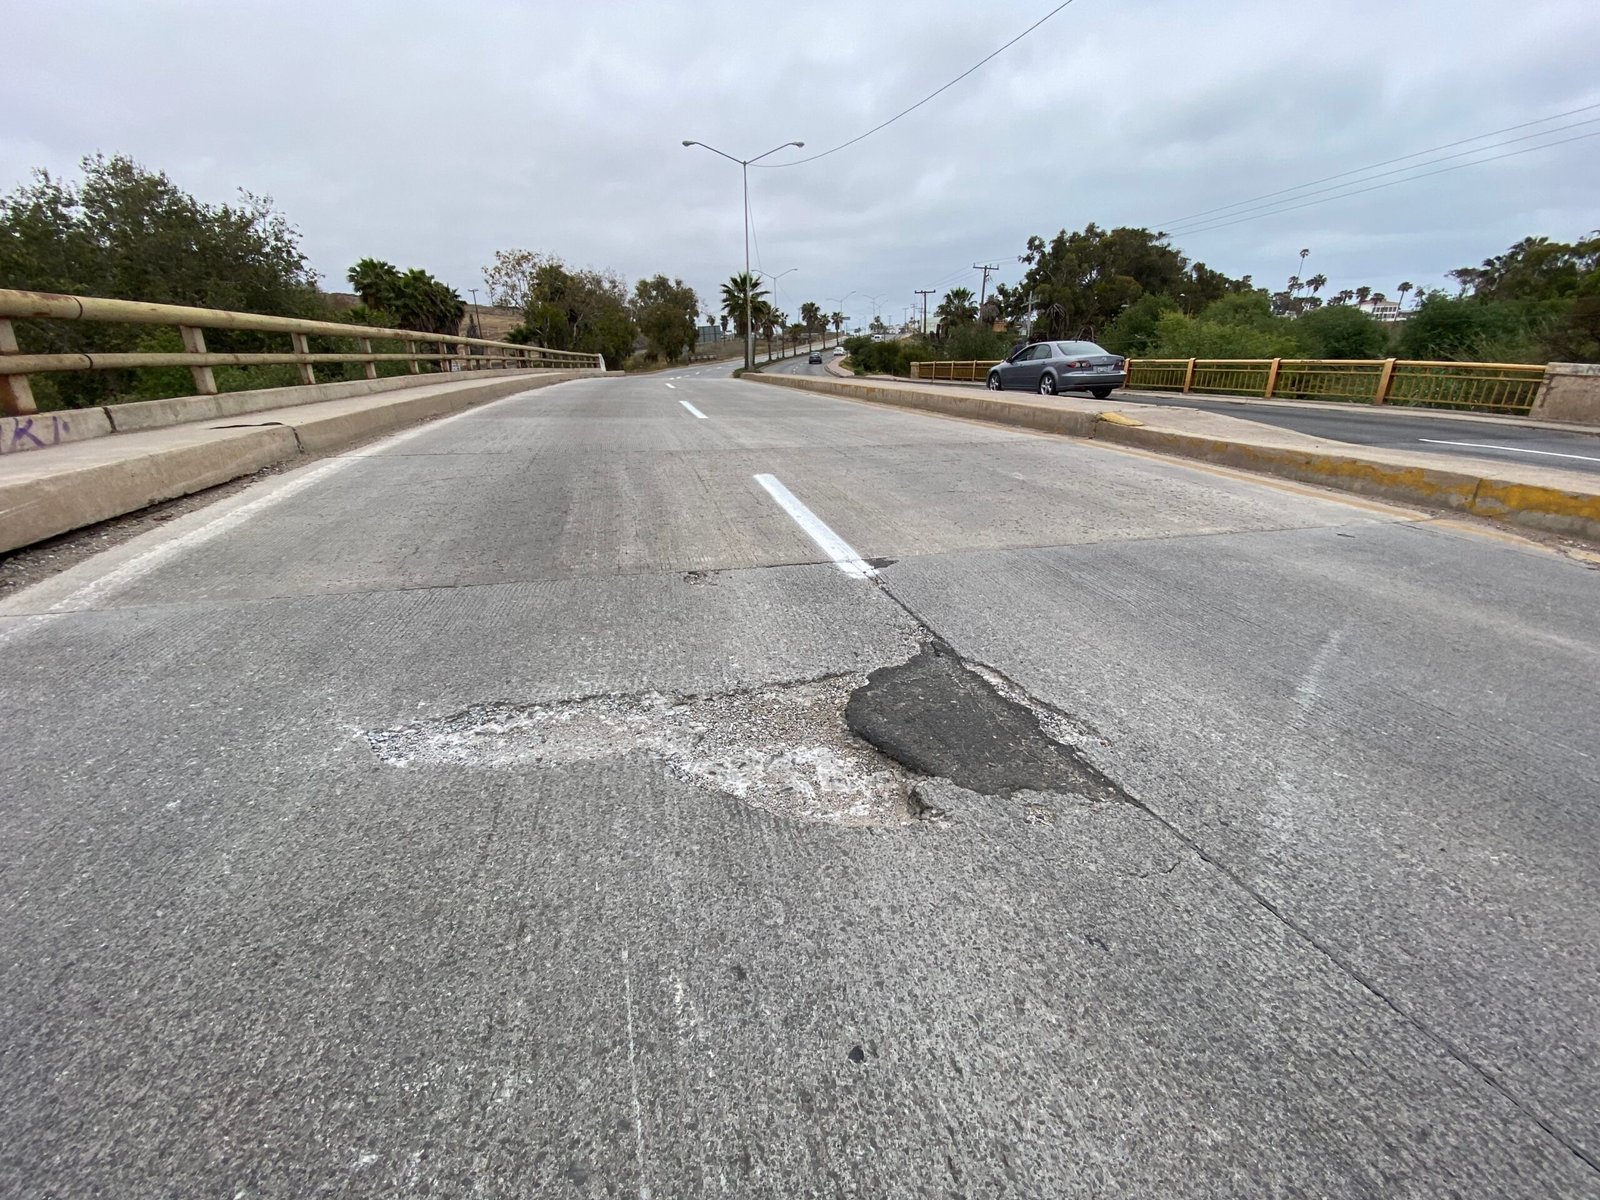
(720, 273, 767, 338)
(799, 301, 822, 348)
(936, 287, 978, 337)
(831, 311, 846, 341)
(347, 258, 400, 311)
(1332, 289, 1355, 306)
(1354, 285, 1373, 305)
(1396, 281, 1414, 311)
(1305, 273, 1327, 296)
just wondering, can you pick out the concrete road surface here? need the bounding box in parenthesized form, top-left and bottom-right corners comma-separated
(2, 370, 1598, 1197)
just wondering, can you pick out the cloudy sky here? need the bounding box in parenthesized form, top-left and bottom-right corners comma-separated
(5, 0, 1598, 327)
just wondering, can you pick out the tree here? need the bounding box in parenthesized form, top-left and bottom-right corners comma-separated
(1100, 293, 1179, 356)
(1295, 305, 1386, 358)
(0, 153, 322, 406)
(1019, 223, 1193, 340)
(346, 259, 463, 335)
(1450, 233, 1600, 302)
(1354, 286, 1373, 305)
(633, 274, 699, 362)
(935, 287, 978, 337)
(1305, 273, 1327, 296)
(492, 250, 636, 366)
(720, 272, 768, 338)
(799, 300, 823, 347)
(1397, 281, 1414, 311)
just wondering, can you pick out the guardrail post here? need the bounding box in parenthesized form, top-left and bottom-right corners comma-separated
(177, 325, 218, 396)
(289, 333, 315, 384)
(1182, 358, 1197, 393)
(405, 341, 419, 373)
(1374, 357, 1397, 405)
(0, 317, 38, 415)
(1263, 357, 1282, 399)
(359, 337, 377, 380)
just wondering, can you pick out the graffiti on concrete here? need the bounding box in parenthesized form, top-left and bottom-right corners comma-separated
(1, 414, 73, 454)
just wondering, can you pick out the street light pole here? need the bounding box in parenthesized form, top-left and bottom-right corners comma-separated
(682, 138, 805, 371)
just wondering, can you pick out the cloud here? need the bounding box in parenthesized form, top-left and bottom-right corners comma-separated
(3, 0, 1597, 323)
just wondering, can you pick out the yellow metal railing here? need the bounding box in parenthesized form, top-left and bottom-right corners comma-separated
(911, 359, 997, 382)
(1124, 356, 1545, 414)
(0, 288, 603, 416)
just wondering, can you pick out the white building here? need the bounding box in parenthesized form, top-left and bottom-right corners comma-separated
(1355, 298, 1404, 323)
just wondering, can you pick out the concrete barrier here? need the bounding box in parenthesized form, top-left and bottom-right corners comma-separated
(1530, 363, 1600, 425)
(0, 426, 299, 554)
(1, 407, 114, 456)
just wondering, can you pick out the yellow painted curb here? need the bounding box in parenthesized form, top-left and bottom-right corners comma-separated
(1098, 411, 1145, 427)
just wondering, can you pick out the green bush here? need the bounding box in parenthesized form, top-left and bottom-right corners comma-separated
(1148, 312, 1303, 359)
(942, 323, 1013, 362)
(1294, 305, 1387, 359)
(1101, 294, 1178, 356)
(1398, 295, 1559, 363)
(849, 338, 938, 376)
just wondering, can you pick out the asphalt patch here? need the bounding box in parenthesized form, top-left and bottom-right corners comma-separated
(844, 645, 1107, 798)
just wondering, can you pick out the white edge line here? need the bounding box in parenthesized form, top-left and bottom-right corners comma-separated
(679, 400, 707, 419)
(1418, 438, 1600, 464)
(35, 388, 532, 615)
(753, 473, 875, 579)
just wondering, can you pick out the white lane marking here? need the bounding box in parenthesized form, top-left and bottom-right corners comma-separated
(1418, 438, 1600, 464)
(753, 473, 875, 579)
(42, 392, 517, 614)
(679, 400, 707, 419)
(664, 382, 677, 389)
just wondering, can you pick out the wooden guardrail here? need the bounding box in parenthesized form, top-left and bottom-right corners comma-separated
(908, 354, 1548, 415)
(0, 288, 602, 416)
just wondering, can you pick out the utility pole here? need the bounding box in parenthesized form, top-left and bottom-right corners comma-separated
(914, 289, 935, 337)
(468, 288, 482, 340)
(972, 263, 999, 310)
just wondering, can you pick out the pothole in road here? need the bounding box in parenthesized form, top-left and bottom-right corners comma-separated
(363, 646, 1116, 826)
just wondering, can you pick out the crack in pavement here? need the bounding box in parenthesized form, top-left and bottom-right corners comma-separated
(858, 562, 1600, 1179)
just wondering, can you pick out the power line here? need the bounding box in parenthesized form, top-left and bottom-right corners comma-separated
(753, 0, 1079, 170)
(1167, 127, 1600, 239)
(1155, 100, 1600, 229)
(1163, 115, 1600, 236)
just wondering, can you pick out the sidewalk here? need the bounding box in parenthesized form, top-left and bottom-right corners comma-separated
(749, 372, 1600, 544)
(0, 370, 595, 554)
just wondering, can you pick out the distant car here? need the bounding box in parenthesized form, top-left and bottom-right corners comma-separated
(832, 345, 845, 356)
(986, 340, 1125, 398)
(808, 351, 823, 364)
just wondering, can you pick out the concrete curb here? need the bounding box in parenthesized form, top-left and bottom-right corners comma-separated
(0, 371, 596, 554)
(748, 372, 1600, 544)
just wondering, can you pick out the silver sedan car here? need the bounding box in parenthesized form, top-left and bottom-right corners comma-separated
(986, 340, 1126, 397)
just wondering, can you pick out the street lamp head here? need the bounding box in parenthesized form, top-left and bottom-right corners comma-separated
(682, 140, 694, 147)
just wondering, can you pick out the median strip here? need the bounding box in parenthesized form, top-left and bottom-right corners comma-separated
(754, 473, 876, 579)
